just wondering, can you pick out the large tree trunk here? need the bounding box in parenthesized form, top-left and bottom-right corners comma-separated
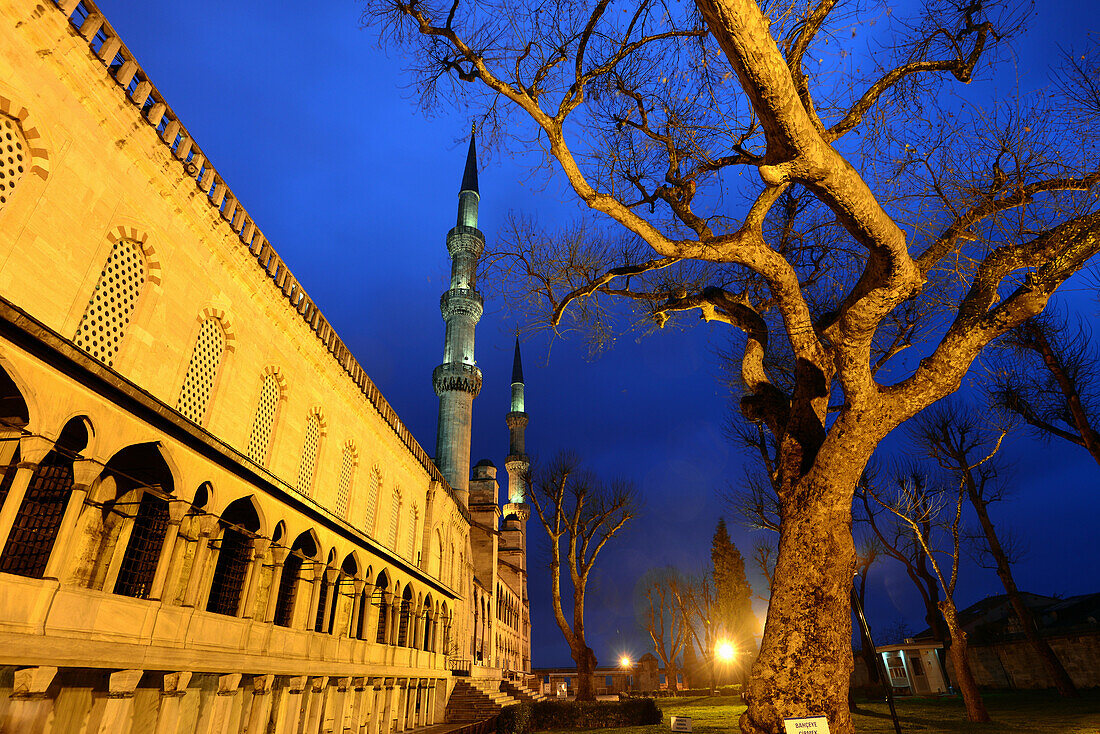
(573, 643, 598, 701)
(969, 493, 1078, 696)
(940, 601, 990, 722)
(740, 479, 857, 734)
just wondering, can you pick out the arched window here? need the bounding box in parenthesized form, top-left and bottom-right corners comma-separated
(206, 498, 260, 616)
(374, 571, 390, 644)
(336, 443, 356, 519)
(274, 532, 317, 628)
(73, 239, 147, 366)
(407, 505, 418, 561)
(0, 417, 89, 578)
(296, 412, 322, 495)
(0, 113, 28, 215)
(109, 444, 174, 599)
(387, 488, 401, 551)
(246, 373, 281, 464)
(397, 585, 413, 647)
(448, 542, 455, 587)
(364, 468, 380, 535)
(176, 319, 226, 424)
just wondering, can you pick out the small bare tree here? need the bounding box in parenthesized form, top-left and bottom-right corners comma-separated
(914, 401, 1079, 696)
(528, 453, 638, 701)
(635, 566, 692, 692)
(868, 468, 990, 722)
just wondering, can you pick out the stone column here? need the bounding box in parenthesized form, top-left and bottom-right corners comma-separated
(182, 516, 220, 607)
(43, 458, 102, 579)
(349, 678, 368, 734)
(3, 665, 57, 733)
(379, 679, 397, 734)
(423, 682, 434, 726)
(154, 671, 192, 734)
(329, 677, 352, 734)
(245, 674, 275, 734)
(0, 436, 52, 552)
(263, 546, 290, 623)
(239, 538, 270, 618)
(303, 565, 325, 631)
(273, 676, 308, 734)
(348, 579, 365, 638)
(97, 669, 144, 734)
(148, 501, 189, 601)
(303, 676, 329, 734)
(207, 673, 242, 734)
(322, 566, 339, 633)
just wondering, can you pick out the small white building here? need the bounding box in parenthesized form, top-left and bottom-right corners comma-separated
(878, 640, 949, 695)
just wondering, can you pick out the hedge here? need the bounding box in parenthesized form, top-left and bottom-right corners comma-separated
(497, 698, 662, 733)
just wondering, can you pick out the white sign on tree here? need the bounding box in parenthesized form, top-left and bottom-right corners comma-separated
(782, 716, 830, 734)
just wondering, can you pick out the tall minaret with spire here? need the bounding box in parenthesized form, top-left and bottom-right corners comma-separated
(501, 337, 532, 670)
(433, 128, 484, 505)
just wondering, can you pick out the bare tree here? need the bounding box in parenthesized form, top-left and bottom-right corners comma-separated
(680, 571, 720, 694)
(852, 538, 882, 686)
(991, 310, 1100, 467)
(913, 401, 1079, 696)
(527, 453, 638, 701)
(364, 0, 1100, 727)
(868, 469, 990, 722)
(635, 566, 692, 692)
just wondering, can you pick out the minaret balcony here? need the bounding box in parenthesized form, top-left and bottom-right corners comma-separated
(440, 288, 484, 320)
(446, 225, 485, 257)
(432, 362, 483, 396)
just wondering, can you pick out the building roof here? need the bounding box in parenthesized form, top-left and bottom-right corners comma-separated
(512, 338, 524, 384)
(461, 129, 478, 194)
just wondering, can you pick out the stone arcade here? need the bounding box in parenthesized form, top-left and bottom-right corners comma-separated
(0, 1, 532, 731)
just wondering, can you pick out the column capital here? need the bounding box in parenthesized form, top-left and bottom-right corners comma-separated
(287, 676, 309, 694)
(108, 669, 144, 698)
(71, 458, 103, 488)
(217, 673, 242, 695)
(252, 674, 275, 695)
(12, 666, 57, 697)
(162, 671, 192, 697)
(17, 436, 54, 465)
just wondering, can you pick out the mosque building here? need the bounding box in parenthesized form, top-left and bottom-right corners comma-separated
(0, 0, 534, 730)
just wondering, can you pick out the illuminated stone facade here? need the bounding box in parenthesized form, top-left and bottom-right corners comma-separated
(0, 0, 531, 731)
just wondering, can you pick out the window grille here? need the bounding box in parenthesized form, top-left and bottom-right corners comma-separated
(354, 588, 369, 639)
(246, 374, 280, 463)
(397, 598, 411, 647)
(206, 527, 251, 616)
(364, 469, 380, 535)
(73, 239, 146, 365)
(387, 492, 400, 550)
(176, 320, 225, 423)
(327, 577, 341, 634)
(374, 587, 388, 644)
(407, 507, 418, 560)
(336, 445, 354, 518)
(273, 552, 303, 627)
(314, 573, 330, 632)
(113, 492, 169, 598)
(296, 414, 321, 495)
(0, 446, 19, 508)
(0, 114, 27, 214)
(0, 462, 73, 578)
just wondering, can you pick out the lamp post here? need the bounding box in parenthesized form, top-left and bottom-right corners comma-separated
(851, 581, 902, 734)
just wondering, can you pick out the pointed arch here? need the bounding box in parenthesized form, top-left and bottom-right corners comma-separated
(364, 465, 381, 536)
(246, 366, 286, 465)
(0, 95, 48, 181)
(72, 234, 151, 366)
(176, 316, 228, 424)
(296, 406, 326, 496)
(336, 439, 357, 519)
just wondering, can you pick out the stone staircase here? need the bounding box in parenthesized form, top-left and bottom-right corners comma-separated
(501, 679, 547, 703)
(444, 679, 521, 722)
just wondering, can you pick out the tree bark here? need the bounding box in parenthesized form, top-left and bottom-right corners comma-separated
(573, 643, 598, 701)
(968, 491, 1078, 696)
(940, 601, 990, 722)
(740, 479, 857, 734)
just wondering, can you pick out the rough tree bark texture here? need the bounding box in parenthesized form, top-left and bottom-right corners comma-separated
(940, 602, 990, 722)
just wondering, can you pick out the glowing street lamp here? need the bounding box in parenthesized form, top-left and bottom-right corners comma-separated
(716, 641, 735, 663)
(619, 655, 632, 668)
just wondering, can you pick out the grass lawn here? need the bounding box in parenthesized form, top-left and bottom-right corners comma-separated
(539, 690, 1100, 734)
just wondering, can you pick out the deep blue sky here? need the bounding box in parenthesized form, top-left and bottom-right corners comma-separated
(93, 0, 1100, 667)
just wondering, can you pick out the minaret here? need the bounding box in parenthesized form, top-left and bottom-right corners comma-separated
(433, 129, 484, 505)
(505, 339, 529, 503)
(502, 337, 532, 671)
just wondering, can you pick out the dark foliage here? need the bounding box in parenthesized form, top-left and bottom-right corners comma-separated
(497, 698, 662, 734)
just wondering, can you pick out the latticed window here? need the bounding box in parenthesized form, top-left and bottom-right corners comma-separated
(246, 374, 280, 463)
(374, 586, 388, 644)
(113, 492, 169, 598)
(336, 445, 355, 518)
(364, 469, 380, 535)
(407, 506, 418, 560)
(0, 461, 73, 578)
(387, 490, 401, 550)
(0, 114, 27, 215)
(176, 319, 225, 423)
(296, 414, 321, 495)
(206, 527, 251, 616)
(273, 552, 302, 627)
(73, 239, 147, 366)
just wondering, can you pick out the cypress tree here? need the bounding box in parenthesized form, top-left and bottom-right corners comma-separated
(711, 518, 756, 681)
